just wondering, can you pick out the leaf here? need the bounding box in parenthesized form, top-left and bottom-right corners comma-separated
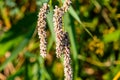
(0, 25, 35, 71)
(0, 36, 24, 56)
(103, 30, 120, 43)
(0, 13, 37, 71)
(7, 67, 24, 80)
(41, 0, 49, 3)
(47, 35, 54, 53)
(47, 10, 55, 40)
(68, 6, 93, 38)
(0, 13, 37, 56)
(61, 0, 93, 37)
(47, 10, 55, 53)
(5, 0, 16, 7)
(38, 56, 51, 80)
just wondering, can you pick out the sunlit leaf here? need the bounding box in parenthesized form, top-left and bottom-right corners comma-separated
(103, 30, 120, 43)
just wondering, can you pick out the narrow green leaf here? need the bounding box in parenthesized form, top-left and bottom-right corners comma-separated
(68, 6, 93, 38)
(0, 12, 37, 56)
(47, 10, 55, 40)
(0, 20, 36, 71)
(38, 57, 51, 80)
(61, 0, 93, 37)
(47, 35, 54, 53)
(0, 36, 24, 56)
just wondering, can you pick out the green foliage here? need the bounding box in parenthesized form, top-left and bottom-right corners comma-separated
(0, 0, 120, 80)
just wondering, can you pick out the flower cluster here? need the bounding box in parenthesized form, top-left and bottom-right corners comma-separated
(53, 6, 64, 58)
(88, 36, 104, 56)
(37, 0, 72, 80)
(63, 32, 72, 80)
(37, 3, 49, 58)
(62, 0, 72, 12)
(53, 0, 71, 58)
(53, 0, 72, 79)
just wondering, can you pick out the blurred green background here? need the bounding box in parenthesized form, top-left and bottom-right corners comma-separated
(0, 0, 120, 80)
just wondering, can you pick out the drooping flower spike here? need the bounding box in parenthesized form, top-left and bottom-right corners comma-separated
(53, 6, 65, 58)
(37, 3, 49, 58)
(37, 0, 72, 80)
(63, 32, 73, 80)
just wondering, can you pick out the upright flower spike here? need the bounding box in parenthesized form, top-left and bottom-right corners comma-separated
(62, 0, 72, 12)
(63, 32, 73, 80)
(53, 6, 65, 58)
(37, 3, 49, 58)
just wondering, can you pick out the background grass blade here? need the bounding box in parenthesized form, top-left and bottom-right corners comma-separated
(68, 6, 93, 38)
(0, 13, 37, 71)
(47, 10, 55, 40)
(0, 25, 35, 71)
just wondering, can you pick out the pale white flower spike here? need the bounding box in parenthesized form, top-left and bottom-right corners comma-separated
(53, 6, 64, 58)
(63, 32, 73, 80)
(37, 3, 49, 58)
